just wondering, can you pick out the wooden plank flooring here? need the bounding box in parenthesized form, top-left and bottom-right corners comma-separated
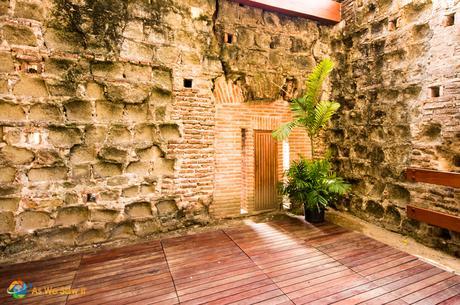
(0, 217, 458, 304)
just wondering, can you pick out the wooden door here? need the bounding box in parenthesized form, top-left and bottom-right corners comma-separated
(254, 130, 278, 211)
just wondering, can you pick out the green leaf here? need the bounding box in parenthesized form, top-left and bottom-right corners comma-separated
(272, 120, 298, 140)
(305, 58, 334, 106)
(311, 100, 340, 135)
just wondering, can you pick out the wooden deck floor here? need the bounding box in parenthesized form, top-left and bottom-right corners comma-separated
(1, 217, 459, 304)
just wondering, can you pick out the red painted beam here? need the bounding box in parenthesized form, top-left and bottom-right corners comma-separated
(231, 0, 341, 24)
(406, 168, 460, 188)
(407, 205, 460, 233)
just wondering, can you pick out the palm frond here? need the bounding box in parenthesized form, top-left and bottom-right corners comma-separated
(327, 178, 351, 195)
(305, 58, 334, 106)
(311, 100, 340, 135)
(272, 120, 298, 140)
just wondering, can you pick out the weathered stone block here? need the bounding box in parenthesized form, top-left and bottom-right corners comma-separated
(134, 219, 160, 237)
(55, 206, 89, 226)
(43, 28, 84, 53)
(0, 79, 8, 94)
(99, 190, 120, 201)
(45, 79, 77, 97)
(124, 103, 148, 122)
(0, 197, 19, 212)
(110, 222, 135, 240)
(38, 227, 77, 247)
(84, 126, 107, 145)
(107, 125, 131, 146)
(154, 106, 167, 121)
(365, 200, 385, 219)
(104, 82, 152, 104)
(140, 184, 156, 195)
(133, 124, 156, 145)
(0, 52, 14, 73)
(152, 69, 173, 92)
(14, 0, 44, 21)
(0, 167, 16, 183)
(0, 146, 34, 165)
(156, 200, 178, 217)
(17, 211, 51, 233)
(0, 101, 26, 121)
(137, 146, 163, 162)
(124, 63, 152, 82)
(28, 167, 68, 182)
(387, 184, 411, 205)
(125, 202, 152, 218)
(29, 104, 63, 123)
(86, 82, 105, 99)
(70, 145, 96, 164)
(13, 76, 48, 97)
(107, 176, 128, 186)
(153, 158, 175, 175)
(77, 229, 107, 245)
(126, 161, 151, 176)
(122, 186, 138, 198)
(120, 40, 154, 63)
(93, 162, 122, 178)
(1, 24, 37, 46)
(0, 185, 20, 196)
(98, 147, 128, 164)
(159, 124, 181, 141)
(64, 193, 79, 205)
(0, 0, 8, 15)
(149, 90, 172, 105)
(0, 212, 14, 233)
(64, 99, 93, 122)
(95, 101, 124, 123)
(72, 164, 91, 180)
(91, 61, 125, 79)
(90, 209, 119, 222)
(48, 127, 83, 148)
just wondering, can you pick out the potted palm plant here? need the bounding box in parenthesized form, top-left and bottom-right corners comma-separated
(273, 58, 350, 223)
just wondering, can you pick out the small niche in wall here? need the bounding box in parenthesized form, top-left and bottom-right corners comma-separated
(224, 33, 234, 44)
(184, 78, 193, 88)
(443, 13, 455, 27)
(388, 18, 398, 31)
(430, 85, 441, 98)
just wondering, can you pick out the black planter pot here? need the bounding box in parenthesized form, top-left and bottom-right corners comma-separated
(304, 205, 325, 223)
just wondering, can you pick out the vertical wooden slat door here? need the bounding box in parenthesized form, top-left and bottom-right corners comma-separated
(254, 130, 278, 211)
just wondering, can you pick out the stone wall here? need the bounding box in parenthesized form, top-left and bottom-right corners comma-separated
(0, 0, 223, 256)
(0, 0, 321, 257)
(329, 0, 460, 257)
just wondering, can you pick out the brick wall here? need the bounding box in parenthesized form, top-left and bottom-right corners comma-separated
(212, 77, 310, 217)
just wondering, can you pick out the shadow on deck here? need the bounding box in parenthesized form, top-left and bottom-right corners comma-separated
(0, 216, 459, 304)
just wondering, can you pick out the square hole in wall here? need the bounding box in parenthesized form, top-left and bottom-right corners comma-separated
(224, 33, 234, 44)
(388, 18, 398, 31)
(443, 13, 455, 27)
(184, 78, 193, 88)
(430, 86, 441, 98)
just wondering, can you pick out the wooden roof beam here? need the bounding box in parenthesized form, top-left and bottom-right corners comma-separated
(230, 0, 341, 24)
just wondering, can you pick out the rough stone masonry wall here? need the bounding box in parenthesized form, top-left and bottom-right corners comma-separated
(0, 0, 222, 257)
(0, 0, 322, 258)
(329, 0, 460, 256)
